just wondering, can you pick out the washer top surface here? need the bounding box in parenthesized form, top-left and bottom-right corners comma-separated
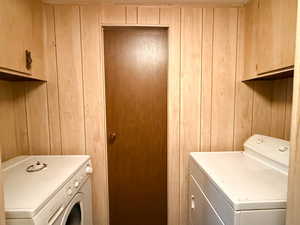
(2, 155, 90, 218)
(190, 135, 289, 211)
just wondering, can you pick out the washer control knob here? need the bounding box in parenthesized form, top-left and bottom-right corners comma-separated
(74, 180, 80, 188)
(257, 136, 264, 144)
(67, 188, 73, 196)
(86, 165, 93, 174)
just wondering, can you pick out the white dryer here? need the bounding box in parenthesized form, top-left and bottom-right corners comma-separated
(189, 135, 289, 225)
(2, 155, 93, 225)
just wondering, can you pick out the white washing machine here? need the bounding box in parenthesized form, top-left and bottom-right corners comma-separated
(189, 135, 289, 225)
(2, 155, 93, 225)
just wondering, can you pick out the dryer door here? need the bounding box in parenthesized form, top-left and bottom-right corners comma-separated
(61, 193, 84, 225)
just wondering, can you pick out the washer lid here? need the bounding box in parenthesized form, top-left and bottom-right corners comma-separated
(190, 151, 288, 211)
(2, 155, 90, 219)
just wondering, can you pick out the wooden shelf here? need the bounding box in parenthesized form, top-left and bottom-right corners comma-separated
(242, 67, 294, 82)
(0, 68, 46, 82)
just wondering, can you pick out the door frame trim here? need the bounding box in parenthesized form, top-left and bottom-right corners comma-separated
(98, 24, 180, 225)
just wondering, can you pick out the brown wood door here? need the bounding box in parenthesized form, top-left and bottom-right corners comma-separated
(104, 27, 168, 225)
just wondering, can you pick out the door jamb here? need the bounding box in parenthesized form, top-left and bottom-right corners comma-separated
(98, 24, 180, 225)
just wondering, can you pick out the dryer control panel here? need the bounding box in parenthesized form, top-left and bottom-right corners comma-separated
(244, 135, 290, 173)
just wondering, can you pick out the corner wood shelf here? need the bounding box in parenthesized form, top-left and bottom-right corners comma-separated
(242, 66, 294, 82)
(0, 68, 46, 82)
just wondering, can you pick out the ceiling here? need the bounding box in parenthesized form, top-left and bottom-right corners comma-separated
(42, 0, 248, 5)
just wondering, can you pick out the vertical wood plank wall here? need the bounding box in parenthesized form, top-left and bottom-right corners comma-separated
(0, 4, 294, 225)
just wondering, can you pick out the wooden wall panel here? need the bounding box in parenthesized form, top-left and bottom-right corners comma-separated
(0, 81, 29, 161)
(44, 4, 62, 155)
(210, 8, 238, 151)
(200, 8, 214, 152)
(287, 2, 300, 223)
(160, 7, 181, 225)
(138, 6, 160, 24)
(270, 79, 288, 138)
(101, 5, 126, 24)
(126, 6, 137, 24)
(12, 83, 29, 156)
(54, 5, 86, 155)
(180, 7, 202, 225)
(0, 151, 4, 225)
(233, 8, 254, 150)
(0, 81, 19, 161)
(251, 81, 273, 135)
(251, 79, 293, 140)
(25, 83, 50, 155)
(285, 78, 293, 139)
(80, 5, 109, 225)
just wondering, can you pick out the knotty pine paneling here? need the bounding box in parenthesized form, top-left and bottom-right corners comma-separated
(0, 4, 294, 225)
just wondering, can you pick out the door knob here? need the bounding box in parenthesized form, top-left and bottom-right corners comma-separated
(108, 132, 117, 144)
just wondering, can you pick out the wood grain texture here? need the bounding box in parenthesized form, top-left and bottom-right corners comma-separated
(80, 5, 109, 225)
(233, 8, 254, 150)
(251, 81, 273, 135)
(0, 0, 46, 80)
(25, 82, 50, 155)
(287, 2, 300, 223)
(101, 5, 126, 24)
(44, 4, 62, 155)
(0, 81, 19, 161)
(244, 0, 258, 79)
(0, 0, 32, 74)
(257, 0, 297, 74)
(180, 7, 202, 225)
(138, 6, 160, 24)
(284, 78, 293, 140)
(54, 5, 86, 155)
(0, 81, 29, 161)
(0, 151, 5, 225)
(104, 27, 167, 225)
(31, 0, 45, 80)
(12, 83, 30, 156)
(200, 8, 213, 152)
(126, 6, 137, 24)
(270, 79, 288, 138)
(160, 7, 181, 225)
(210, 8, 238, 151)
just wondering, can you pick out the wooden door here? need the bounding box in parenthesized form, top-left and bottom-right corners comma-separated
(257, 0, 297, 74)
(104, 27, 167, 225)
